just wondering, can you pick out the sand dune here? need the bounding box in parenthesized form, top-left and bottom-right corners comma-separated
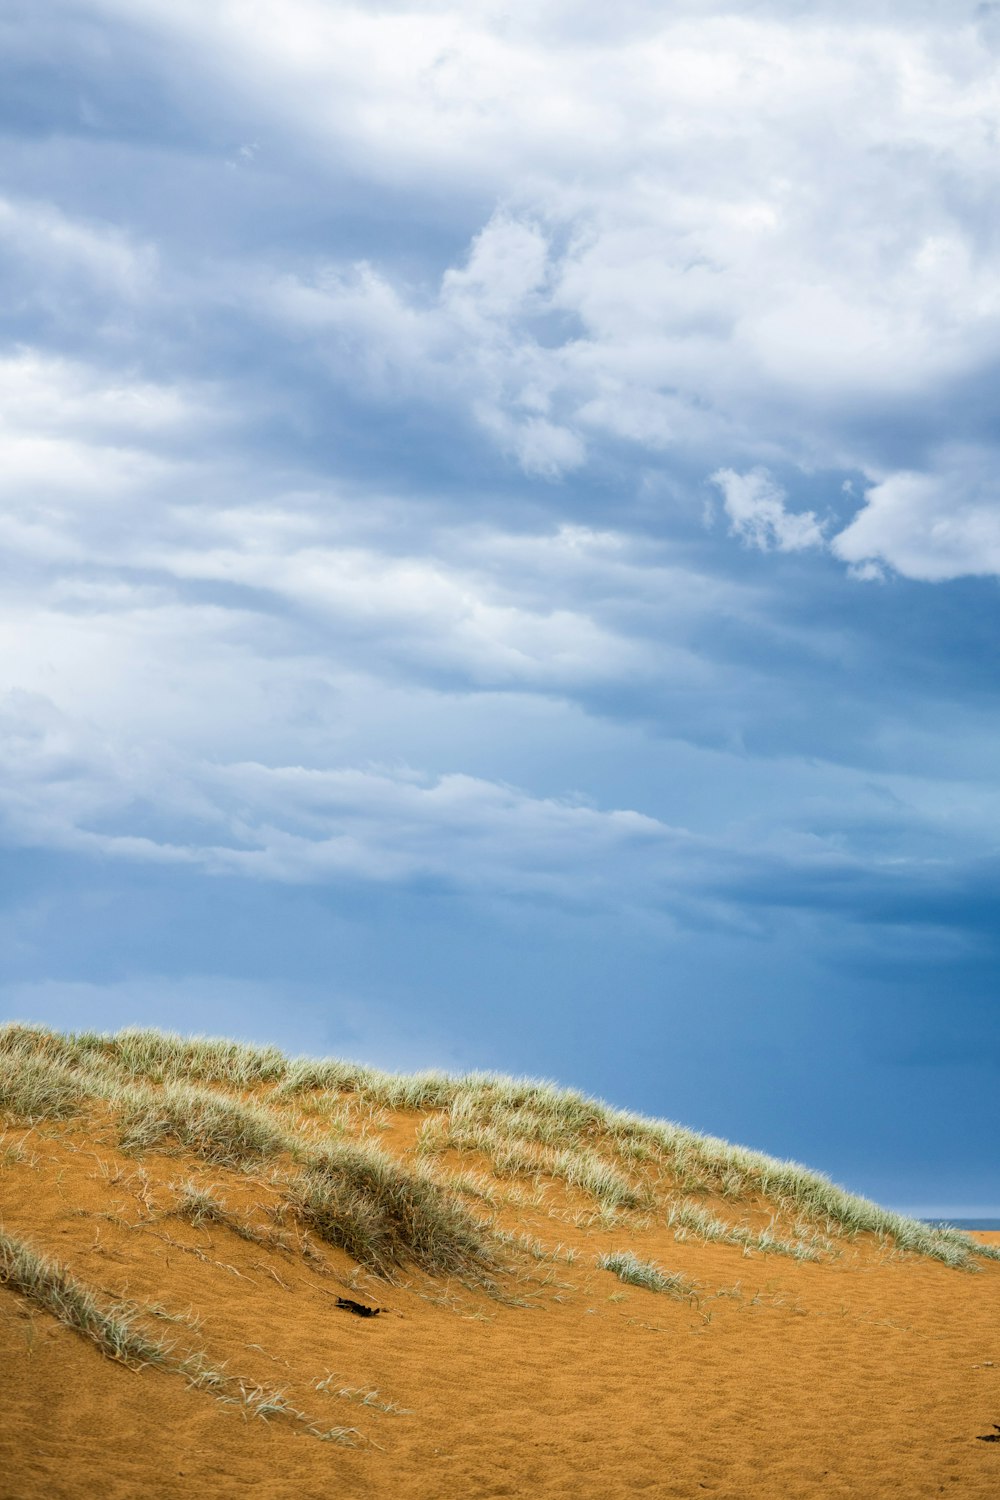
(1, 1026, 998, 1499)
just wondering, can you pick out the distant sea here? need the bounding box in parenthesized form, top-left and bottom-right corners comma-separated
(923, 1218, 1000, 1231)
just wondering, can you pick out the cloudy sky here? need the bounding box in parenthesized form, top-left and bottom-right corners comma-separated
(3, 0, 999, 1214)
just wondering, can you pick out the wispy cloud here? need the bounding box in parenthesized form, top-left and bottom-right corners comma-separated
(711, 469, 827, 553)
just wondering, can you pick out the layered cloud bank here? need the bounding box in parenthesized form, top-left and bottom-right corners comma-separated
(7, 4, 1000, 574)
(1, 2, 999, 1045)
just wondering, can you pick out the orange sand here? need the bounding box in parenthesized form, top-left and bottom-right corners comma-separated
(1, 1114, 998, 1500)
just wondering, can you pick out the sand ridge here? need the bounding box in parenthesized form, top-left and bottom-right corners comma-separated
(1, 1047, 998, 1499)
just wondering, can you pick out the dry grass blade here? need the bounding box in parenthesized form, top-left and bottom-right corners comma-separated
(171, 1181, 285, 1249)
(0, 1228, 168, 1368)
(597, 1250, 695, 1298)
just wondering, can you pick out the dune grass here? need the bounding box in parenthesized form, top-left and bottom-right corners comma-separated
(0, 1227, 169, 1367)
(171, 1180, 289, 1250)
(0, 1026, 96, 1124)
(416, 1106, 646, 1211)
(289, 1138, 500, 1282)
(2, 1023, 997, 1269)
(0, 1024, 289, 1089)
(115, 1081, 290, 1167)
(597, 1250, 695, 1298)
(0, 1226, 360, 1441)
(665, 1199, 830, 1263)
(0, 1052, 91, 1124)
(111, 1079, 502, 1281)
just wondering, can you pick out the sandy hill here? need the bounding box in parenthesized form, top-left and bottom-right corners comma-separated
(0, 1024, 998, 1500)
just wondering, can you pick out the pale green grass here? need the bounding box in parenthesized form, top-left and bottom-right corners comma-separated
(289, 1138, 499, 1282)
(433, 1166, 499, 1205)
(111, 1078, 501, 1283)
(0, 1051, 91, 1123)
(665, 1199, 829, 1262)
(115, 1082, 289, 1167)
(0, 1139, 40, 1169)
(0, 1227, 169, 1367)
(597, 1249, 695, 1298)
(0, 1226, 361, 1441)
(62, 1027, 288, 1088)
(421, 1104, 646, 1212)
(314, 1372, 412, 1415)
(2, 1023, 995, 1269)
(171, 1180, 288, 1249)
(174, 1354, 362, 1441)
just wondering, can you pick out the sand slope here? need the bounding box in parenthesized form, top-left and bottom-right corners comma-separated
(1, 1066, 998, 1499)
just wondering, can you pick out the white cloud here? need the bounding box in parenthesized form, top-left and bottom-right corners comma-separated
(706, 453, 1000, 582)
(0, 350, 202, 438)
(474, 408, 586, 478)
(711, 452, 1000, 583)
(7, 6, 1000, 930)
(712, 468, 826, 553)
(443, 214, 550, 321)
(40, 3, 1000, 572)
(217, 8, 1000, 513)
(0, 340, 755, 912)
(267, 213, 588, 475)
(833, 450, 1000, 580)
(0, 683, 988, 938)
(0, 352, 225, 573)
(1, 349, 762, 849)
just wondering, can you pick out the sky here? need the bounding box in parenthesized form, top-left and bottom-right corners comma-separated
(2, 0, 999, 1215)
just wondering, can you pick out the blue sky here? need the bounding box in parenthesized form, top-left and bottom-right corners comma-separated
(2, 0, 999, 1214)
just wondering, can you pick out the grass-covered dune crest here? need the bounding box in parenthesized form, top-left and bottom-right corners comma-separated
(1, 1022, 994, 1271)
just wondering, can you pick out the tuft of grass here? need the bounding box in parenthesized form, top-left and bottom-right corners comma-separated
(176, 1352, 361, 1440)
(550, 1148, 646, 1211)
(171, 1180, 286, 1249)
(0, 1024, 291, 1091)
(0, 1140, 40, 1169)
(65, 1028, 290, 1088)
(0, 1052, 91, 1124)
(0, 1228, 169, 1367)
(116, 1082, 289, 1168)
(276, 1058, 459, 1111)
(0, 1024, 83, 1068)
(597, 1250, 695, 1299)
(273, 1058, 371, 1098)
(431, 1104, 645, 1212)
(492, 1227, 578, 1265)
(289, 1138, 499, 1282)
(225, 1381, 308, 1423)
(665, 1200, 827, 1262)
(438, 1167, 499, 1205)
(646, 1136, 994, 1268)
(0, 1226, 360, 1441)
